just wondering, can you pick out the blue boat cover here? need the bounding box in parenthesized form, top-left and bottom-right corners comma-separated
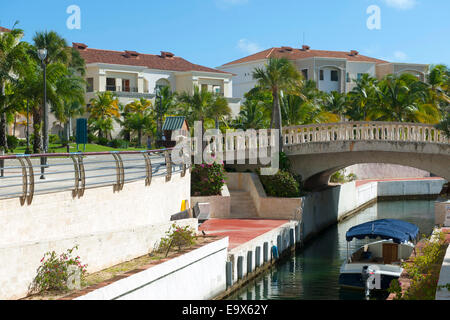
(345, 219, 419, 244)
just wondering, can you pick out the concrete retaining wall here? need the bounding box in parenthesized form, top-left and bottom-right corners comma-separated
(227, 221, 300, 285)
(378, 179, 445, 198)
(75, 237, 229, 300)
(301, 181, 378, 241)
(226, 173, 302, 220)
(346, 163, 430, 180)
(191, 185, 231, 218)
(0, 173, 191, 300)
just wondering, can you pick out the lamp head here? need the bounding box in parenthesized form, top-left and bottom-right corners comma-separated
(37, 48, 48, 61)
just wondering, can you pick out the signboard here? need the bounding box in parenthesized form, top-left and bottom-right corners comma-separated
(445, 204, 450, 227)
(76, 118, 88, 151)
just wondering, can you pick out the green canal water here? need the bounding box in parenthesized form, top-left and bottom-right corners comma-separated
(228, 200, 436, 300)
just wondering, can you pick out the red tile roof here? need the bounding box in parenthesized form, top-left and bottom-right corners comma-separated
(73, 43, 231, 74)
(221, 46, 389, 66)
(0, 26, 11, 33)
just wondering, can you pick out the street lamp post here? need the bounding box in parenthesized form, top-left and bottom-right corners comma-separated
(37, 48, 48, 179)
(25, 99, 30, 154)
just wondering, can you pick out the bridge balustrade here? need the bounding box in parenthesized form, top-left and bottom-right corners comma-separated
(283, 122, 449, 146)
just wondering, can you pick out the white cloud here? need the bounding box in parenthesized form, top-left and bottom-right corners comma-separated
(237, 39, 262, 55)
(383, 0, 417, 10)
(393, 50, 408, 61)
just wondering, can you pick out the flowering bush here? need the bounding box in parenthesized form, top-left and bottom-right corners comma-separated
(388, 232, 448, 300)
(29, 245, 88, 294)
(158, 223, 197, 255)
(191, 161, 226, 196)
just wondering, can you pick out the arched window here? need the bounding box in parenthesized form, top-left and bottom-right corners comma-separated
(155, 78, 170, 93)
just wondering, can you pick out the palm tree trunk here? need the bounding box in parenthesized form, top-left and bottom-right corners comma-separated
(138, 129, 142, 147)
(0, 113, 8, 152)
(272, 89, 283, 150)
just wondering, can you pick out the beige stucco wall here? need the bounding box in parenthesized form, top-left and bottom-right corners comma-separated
(226, 172, 302, 220)
(191, 185, 231, 218)
(0, 172, 192, 300)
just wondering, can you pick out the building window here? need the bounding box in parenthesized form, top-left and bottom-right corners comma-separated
(122, 79, 130, 92)
(331, 70, 338, 82)
(106, 78, 116, 91)
(357, 73, 365, 81)
(346, 73, 350, 83)
(213, 85, 221, 94)
(86, 78, 94, 92)
(320, 70, 324, 81)
(302, 69, 308, 80)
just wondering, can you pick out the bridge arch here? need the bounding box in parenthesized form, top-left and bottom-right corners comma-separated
(283, 122, 450, 190)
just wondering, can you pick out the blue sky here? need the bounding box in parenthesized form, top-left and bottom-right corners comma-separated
(1, 0, 449, 68)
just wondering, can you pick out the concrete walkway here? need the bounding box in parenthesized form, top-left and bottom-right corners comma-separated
(436, 228, 450, 300)
(199, 219, 289, 250)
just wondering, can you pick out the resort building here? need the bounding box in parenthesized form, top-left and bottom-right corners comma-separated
(72, 43, 241, 119)
(217, 45, 429, 99)
(0, 26, 10, 34)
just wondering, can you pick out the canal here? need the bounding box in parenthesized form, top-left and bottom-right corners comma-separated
(228, 200, 436, 300)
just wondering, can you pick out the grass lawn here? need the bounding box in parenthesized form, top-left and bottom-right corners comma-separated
(12, 143, 147, 154)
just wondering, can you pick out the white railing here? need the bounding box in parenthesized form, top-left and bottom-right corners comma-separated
(283, 122, 450, 146)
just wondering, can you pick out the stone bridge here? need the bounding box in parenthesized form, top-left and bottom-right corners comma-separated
(282, 122, 450, 190)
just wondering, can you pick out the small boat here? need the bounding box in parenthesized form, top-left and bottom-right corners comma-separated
(339, 219, 419, 293)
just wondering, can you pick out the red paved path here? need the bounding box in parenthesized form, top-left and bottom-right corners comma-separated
(356, 177, 444, 188)
(199, 219, 289, 250)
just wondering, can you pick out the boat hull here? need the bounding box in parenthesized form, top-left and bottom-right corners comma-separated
(338, 272, 398, 291)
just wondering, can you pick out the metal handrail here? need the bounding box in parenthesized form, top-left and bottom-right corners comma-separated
(0, 148, 189, 206)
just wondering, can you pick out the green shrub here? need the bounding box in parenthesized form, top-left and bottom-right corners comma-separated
(330, 170, 358, 183)
(18, 139, 26, 147)
(259, 170, 300, 198)
(108, 139, 129, 149)
(97, 137, 109, 146)
(157, 223, 197, 255)
(6, 135, 19, 152)
(191, 161, 226, 196)
(29, 245, 87, 294)
(87, 133, 97, 144)
(49, 134, 60, 145)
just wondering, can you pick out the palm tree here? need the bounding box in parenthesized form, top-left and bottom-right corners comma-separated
(88, 91, 120, 139)
(346, 74, 378, 121)
(15, 59, 84, 153)
(436, 106, 450, 137)
(372, 74, 441, 124)
(427, 65, 450, 112)
(252, 57, 302, 147)
(54, 101, 85, 143)
(236, 99, 269, 130)
(177, 85, 231, 131)
(177, 86, 231, 151)
(155, 86, 177, 141)
(124, 98, 153, 146)
(21, 30, 82, 153)
(324, 91, 347, 121)
(31, 31, 69, 66)
(0, 24, 29, 151)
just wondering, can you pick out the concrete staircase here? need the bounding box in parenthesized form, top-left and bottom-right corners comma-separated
(229, 190, 258, 218)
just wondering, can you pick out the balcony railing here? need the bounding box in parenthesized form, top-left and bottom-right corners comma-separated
(106, 86, 139, 93)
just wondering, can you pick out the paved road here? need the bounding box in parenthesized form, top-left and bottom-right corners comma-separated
(0, 153, 178, 201)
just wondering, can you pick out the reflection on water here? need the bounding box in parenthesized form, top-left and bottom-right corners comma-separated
(228, 200, 436, 300)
